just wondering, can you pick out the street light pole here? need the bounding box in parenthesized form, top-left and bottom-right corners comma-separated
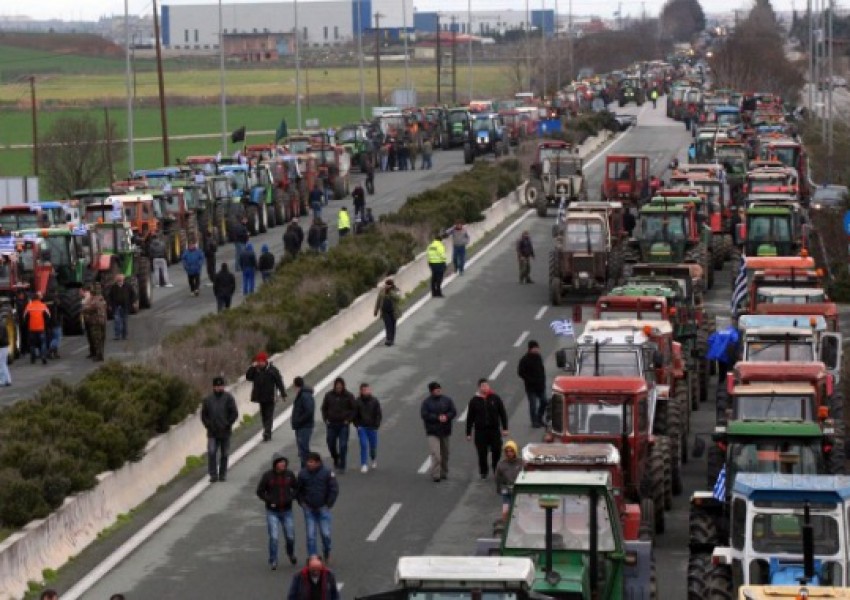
(218, 0, 227, 154)
(124, 0, 134, 174)
(294, 0, 302, 131)
(402, 0, 410, 92)
(356, 0, 365, 120)
(525, 0, 531, 92)
(555, 0, 561, 92)
(468, 0, 473, 102)
(375, 12, 384, 105)
(541, 0, 547, 99)
(29, 76, 38, 176)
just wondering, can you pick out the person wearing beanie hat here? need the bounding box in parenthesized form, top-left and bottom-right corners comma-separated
(321, 377, 356, 472)
(517, 339, 547, 428)
(247, 351, 287, 441)
(258, 244, 276, 282)
(373, 278, 400, 346)
(180, 240, 206, 297)
(465, 378, 509, 480)
(420, 382, 457, 482)
(239, 242, 258, 295)
(256, 453, 298, 569)
(495, 440, 522, 520)
(201, 376, 238, 482)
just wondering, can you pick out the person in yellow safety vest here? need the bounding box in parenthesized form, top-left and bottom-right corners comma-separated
(337, 206, 351, 238)
(427, 233, 447, 298)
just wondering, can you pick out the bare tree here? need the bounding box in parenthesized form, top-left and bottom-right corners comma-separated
(38, 114, 124, 198)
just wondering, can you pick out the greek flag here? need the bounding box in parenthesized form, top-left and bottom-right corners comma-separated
(713, 464, 726, 501)
(556, 196, 567, 228)
(72, 225, 88, 236)
(0, 236, 14, 254)
(730, 254, 747, 311)
(549, 318, 574, 337)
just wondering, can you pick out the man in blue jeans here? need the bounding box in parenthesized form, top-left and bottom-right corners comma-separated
(256, 453, 299, 570)
(321, 377, 356, 472)
(353, 383, 383, 473)
(106, 274, 135, 341)
(291, 377, 316, 468)
(297, 452, 338, 562)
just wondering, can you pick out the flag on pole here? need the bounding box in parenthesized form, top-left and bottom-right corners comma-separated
(549, 318, 575, 337)
(231, 125, 246, 144)
(275, 119, 289, 143)
(712, 464, 726, 501)
(0, 236, 15, 254)
(730, 254, 747, 311)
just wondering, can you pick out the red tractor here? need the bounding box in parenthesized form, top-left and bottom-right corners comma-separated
(601, 154, 651, 207)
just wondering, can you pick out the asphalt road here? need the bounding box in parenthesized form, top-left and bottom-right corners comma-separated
(52, 101, 715, 600)
(2, 150, 471, 407)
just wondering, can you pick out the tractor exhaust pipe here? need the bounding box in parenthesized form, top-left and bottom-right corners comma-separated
(802, 501, 815, 584)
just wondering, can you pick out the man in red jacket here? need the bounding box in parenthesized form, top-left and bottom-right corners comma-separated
(287, 556, 340, 600)
(23, 292, 50, 365)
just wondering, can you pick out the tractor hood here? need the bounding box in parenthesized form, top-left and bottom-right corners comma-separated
(533, 559, 587, 597)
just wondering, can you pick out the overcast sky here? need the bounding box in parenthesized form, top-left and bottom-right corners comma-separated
(2, 0, 799, 23)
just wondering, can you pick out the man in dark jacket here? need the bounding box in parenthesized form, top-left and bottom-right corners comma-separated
(517, 340, 547, 427)
(258, 244, 275, 282)
(256, 453, 299, 569)
(291, 376, 315, 468)
(297, 453, 338, 561)
(201, 376, 239, 482)
(106, 274, 135, 341)
(287, 555, 340, 600)
(465, 378, 509, 479)
(283, 220, 304, 259)
(181, 241, 205, 296)
(353, 383, 382, 473)
(213, 263, 236, 312)
(420, 382, 457, 482)
(239, 242, 258, 295)
(149, 233, 172, 287)
(246, 352, 287, 441)
(231, 217, 249, 272)
(352, 184, 366, 219)
(321, 377, 356, 472)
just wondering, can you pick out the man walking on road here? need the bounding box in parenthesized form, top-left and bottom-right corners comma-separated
(353, 383, 382, 473)
(516, 230, 535, 284)
(284, 219, 304, 259)
(374, 278, 400, 346)
(201, 376, 238, 482)
(149, 233, 172, 287)
(421, 382, 457, 482)
(181, 241, 205, 297)
(24, 293, 51, 364)
(352, 184, 366, 219)
(239, 242, 258, 295)
(256, 453, 299, 569)
(337, 206, 351, 238)
(517, 340, 547, 428)
(107, 275, 134, 341)
(258, 244, 276, 282)
(292, 376, 315, 468)
(246, 351, 287, 441)
(213, 263, 236, 312)
(427, 233, 447, 297)
(296, 453, 338, 562)
(81, 284, 107, 361)
(421, 137, 433, 170)
(450, 220, 470, 275)
(287, 555, 340, 600)
(321, 377, 356, 472)
(231, 217, 249, 272)
(465, 378, 509, 479)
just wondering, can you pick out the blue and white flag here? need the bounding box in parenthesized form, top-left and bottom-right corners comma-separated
(72, 225, 88, 236)
(556, 196, 567, 228)
(0, 236, 15, 254)
(730, 254, 747, 311)
(712, 464, 726, 501)
(549, 318, 574, 337)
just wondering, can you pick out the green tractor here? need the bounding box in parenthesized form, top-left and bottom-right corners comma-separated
(737, 203, 807, 259)
(492, 470, 657, 599)
(337, 123, 372, 171)
(623, 202, 714, 290)
(89, 221, 153, 314)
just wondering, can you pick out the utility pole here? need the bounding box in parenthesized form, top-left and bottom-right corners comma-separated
(218, 0, 227, 154)
(555, 0, 561, 92)
(568, 0, 573, 85)
(29, 76, 38, 176)
(468, 0, 473, 102)
(436, 14, 442, 103)
(541, 0, 547, 99)
(375, 12, 384, 105)
(104, 106, 114, 183)
(294, 0, 302, 131)
(356, 0, 365, 120)
(808, 0, 814, 112)
(451, 15, 457, 104)
(124, 0, 134, 174)
(828, 0, 834, 180)
(153, 0, 170, 165)
(525, 0, 531, 91)
(402, 0, 410, 93)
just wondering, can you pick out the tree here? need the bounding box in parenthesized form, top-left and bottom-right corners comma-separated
(660, 0, 706, 42)
(38, 114, 124, 198)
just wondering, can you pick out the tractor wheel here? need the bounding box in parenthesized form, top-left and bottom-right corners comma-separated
(607, 245, 624, 286)
(463, 143, 474, 165)
(722, 233, 734, 261)
(166, 232, 178, 265)
(187, 213, 199, 245)
(715, 388, 729, 426)
(676, 384, 690, 467)
(639, 498, 656, 543)
(622, 245, 641, 266)
(827, 419, 846, 475)
(266, 201, 278, 229)
(649, 556, 658, 600)
(706, 249, 715, 289)
(178, 229, 188, 261)
(656, 435, 673, 509)
(258, 202, 267, 234)
(247, 204, 260, 236)
(687, 553, 711, 600)
(215, 205, 227, 245)
(128, 270, 141, 315)
(334, 178, 346, 200)
(689, 507, 721, 547)
(536, 197, 548, 217)
(705, 564, 733, 600)
(59, 289, 85, 336)
(274, 191, 286, 226)
(649, 446, 666, 533)
(830, 391, 845, 424)
(525, 184, 540, 207)
(690, 369, 700, 411)
(706, 444, 724, 489)
(138, 257, 153, 309)
(712, 240, 724, 270)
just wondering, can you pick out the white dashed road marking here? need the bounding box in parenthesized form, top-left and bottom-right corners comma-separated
(366, 503, 402, 542)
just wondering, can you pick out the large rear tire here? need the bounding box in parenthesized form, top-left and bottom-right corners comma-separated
(138, 257, 153, 309)
(649, 446, 666, 533)
(463, 143, 474, 165)
(705, 564, 733, 600)
(687, 553, 711, 600)
(247, 204, 260, 236)
(59, 289, 84, 335)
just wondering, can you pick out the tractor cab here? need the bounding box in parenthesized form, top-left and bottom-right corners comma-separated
(602, 154, 650, 206)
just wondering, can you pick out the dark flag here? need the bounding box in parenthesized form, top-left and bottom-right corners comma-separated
(231, 125, 246, 144)
(275, 119, 289, 143)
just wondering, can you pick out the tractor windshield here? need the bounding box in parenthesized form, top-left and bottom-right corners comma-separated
(223, 170, 249, 192)
(540, 147, 569, 163)
(93, 227, 131, 253)
(728, 439, 820, 483)
(732, 394, 814, 421)
(607, 161, 632, 181)
(505, 492, 616, 552)
(565, 400, 632, 435)
(746, 339, 814, 362)
(641, 213, 687, 241)
(0, 212, 40, 232)
(747, 215, 792, 242)
(473, 118, 492, 132)
(563, 220, 605, 253)
(577, 348, 641, 376)
(751, 511, 839, 555)
(337, 128, 358, 143)
(756, 291, 825, 304)
(408, 592, 518, 600)
(43, 236, 72, 268)
(449, 111, 468, 124)
(769, 147, 799, 168)
(716, 112, 741, 127)
(599, 310, 664, 321)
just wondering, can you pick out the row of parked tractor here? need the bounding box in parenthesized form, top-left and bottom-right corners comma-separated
(437, 75, 845, 600)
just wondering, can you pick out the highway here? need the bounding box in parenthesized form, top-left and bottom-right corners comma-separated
(2, 149, 471, 407)
(54, 102, 702, 599)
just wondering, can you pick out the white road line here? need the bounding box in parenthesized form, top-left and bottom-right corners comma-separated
(417, 456, 431, 474)
(534, 305, 548, 320)
(366, 503, 402, 542)
(338, 583, 345, 591)
(513, 330, 530, 347)
(458, 406, 469, 422)
(488, 360, 507, 381)
(72, 345, 89, 355)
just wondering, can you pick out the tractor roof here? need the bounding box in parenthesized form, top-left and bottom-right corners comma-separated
(552, 376, 647, 396)
(514, 469, 612, 489)
(639, 204, 688, 214)
(734, 361, 828, 384)
(744, 256, 815, 271)
(566, 212, 607, 224)
(733, 473, 850, 502)
(396, 556, 536, 588)
(584, 318, 672, 335)
(568, 200, 623, 211)
(739, 314, 826, 332)
(746, 205, 793, 215)
(724, 420, 824, 438)
(757, 287, 825, 298)
(522, 442, 620, 468)
(756, 303, 837, 321)
(606, 287, 675, 299)
(732, 382, 816, 396)
(15, 228, 74, 238)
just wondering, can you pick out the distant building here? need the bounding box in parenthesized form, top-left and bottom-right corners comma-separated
(223, 31, 297, 60)
(412, 9, 555, 37)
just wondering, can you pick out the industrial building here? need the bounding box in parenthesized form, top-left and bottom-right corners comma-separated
(413, 9, 555, 37)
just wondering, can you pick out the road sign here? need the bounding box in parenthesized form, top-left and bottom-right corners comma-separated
(306, 118, 320, 128)
(844, 211, 850, 235)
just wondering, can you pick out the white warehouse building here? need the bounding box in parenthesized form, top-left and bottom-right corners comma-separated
(161, 0, 412, 50)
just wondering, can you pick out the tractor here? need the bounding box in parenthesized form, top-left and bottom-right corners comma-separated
(444, 107, 472, 150)
(715, 141, 750, 203)
(83, 194, 162, 251)
(526, 142, 586, 217)
(464, 112, 507, 164)
(88, 221, 153, 314)
(601, 154, 651, 207)
(337, 123, 372, 171)
(548, 212, 619, 303)
(618, 78, 646, 107)
(737, 204, 807, 259)
(547, 377, 668, 536)
(219, 163, 266, 236)
(313, 142, 352, 199)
